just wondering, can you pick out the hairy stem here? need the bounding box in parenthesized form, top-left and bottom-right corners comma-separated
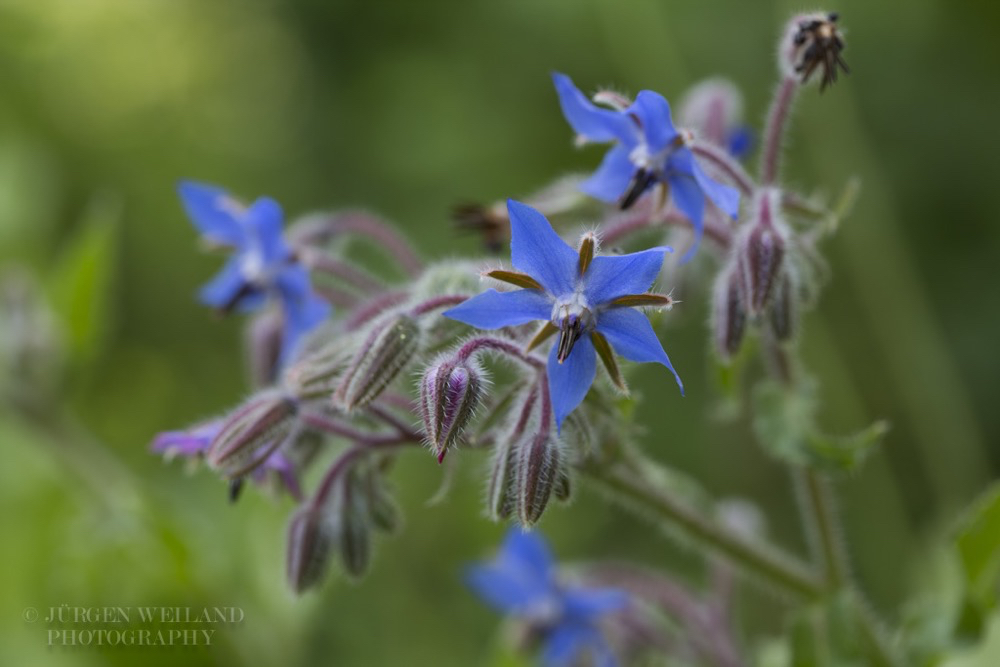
(580, 458, 824, 601)
(760, 77, 799, 185)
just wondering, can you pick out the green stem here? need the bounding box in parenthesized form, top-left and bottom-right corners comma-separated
(581, 458, 825, 601)
(798, 467, 848, 589)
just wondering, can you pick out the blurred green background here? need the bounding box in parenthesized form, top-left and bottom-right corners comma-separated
(2, 0, 999, 665)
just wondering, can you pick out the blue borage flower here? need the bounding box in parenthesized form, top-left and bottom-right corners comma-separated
(151, 420, 303, 500)
(443, 200, 682, 430)
(177, 181, 330, 366)
(552, 72, 741, 259)
(467, 528, 628, 667)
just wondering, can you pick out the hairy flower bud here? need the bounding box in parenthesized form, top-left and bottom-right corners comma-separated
(736, 189, 788, 316)
(207, 391, 298, 479)
(778, 12, 849, 91)
(245, 309, 283, 388)
(336, 314, 420, 411)
(516, 432, 564, 527)
(486, 435, 517, 521)
(712, 267, 748, 362)
(678, 78, 744, 148)
(337, 469, 372, 579)
(286, 505, 335, 594)
(420, 357, 485, 462)
(363, 466, 402, 534)
(769, 271, 798, 342)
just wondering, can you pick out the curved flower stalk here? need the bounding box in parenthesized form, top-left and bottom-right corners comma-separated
(552, 72, 740, 259)
(443, 199, 682, 430)
(178, 181, 330, 366)
(467, 528, 629, 667)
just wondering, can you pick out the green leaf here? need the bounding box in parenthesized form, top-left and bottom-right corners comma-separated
(751, 377, 817, 466)
(806, 420, 890, 473)
(954, 481, 1000, 638)
(45, 193, 120, 368)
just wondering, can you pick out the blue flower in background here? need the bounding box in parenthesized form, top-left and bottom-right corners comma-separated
(552, 72, 740, 259)
(467, 528, 628, 667)
(443, 200, 682, 430)
(178, 181, 330, 365)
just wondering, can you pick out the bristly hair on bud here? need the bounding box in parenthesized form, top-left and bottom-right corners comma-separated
(735, 188, 789, 316)
(335, 313, 421, 411)
(287, 505, 335, 594)
(712, 267, 748, 363)
(779, 11, 849, 92)
(419, 355, 487, 463)
(515, 430, 565, 527)
(206, 390, 299, 479)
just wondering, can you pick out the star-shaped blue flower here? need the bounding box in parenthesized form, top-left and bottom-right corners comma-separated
(466, 528, 628, 667)
(552, 72, 741, 259)
(443, 200, 682, 430)
(178, 181, 330, 365)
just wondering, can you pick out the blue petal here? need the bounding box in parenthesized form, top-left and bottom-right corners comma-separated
(628, 90, 678, 154)
(507, 200, 578, 297)
(692, 157, 740, 220)
(563, 588, 630, 621)
(541, 624, 596, 667)
(277, 267, 330, 364)
(727, 126, 753, 158)
(177, 181, 245, 247)
(666, 171, 705, 262)
(547, 335, 596, 431)
(465, 564, 549, 613)
(552, 72, 633, 144)
(244, 197, 290, 265)
(584, 247, 669, 305)
(596, 308, 682, 393)
(579, 144, 635, 203)
(443, 289, 552, 329)
(499, 527, 554, 582)
(198, 257, 249, 309)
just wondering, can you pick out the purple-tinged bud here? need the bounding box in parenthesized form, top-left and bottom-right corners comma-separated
(362, 466, 402, 534)
(245, 309, 283, 388)
(335, 314, 421, 411)
(736, 189, 788, 316)
(515, 432, 564, 527)
(712, 267, 747, 362)
(678, 78, 744, 148)
(337, 469, 372, 579)
(485, 435, 517, 521)
(207, 391, 298, 479)
(419, 357, 485, 462)
(768, 271, 798, 342)
(286, 505, 334, 594)
(284, 337, 355, 399)
(554, 468, 572, 503)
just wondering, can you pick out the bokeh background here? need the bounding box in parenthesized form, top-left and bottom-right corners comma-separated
(2, 0, 999, 665)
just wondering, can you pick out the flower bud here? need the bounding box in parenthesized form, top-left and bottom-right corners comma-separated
(335, 314, 420, 411)
(286, 505, 335, 594)
(337, 469, 372, 579)
(712, 267, 747, 362)
(207, 391, 298, 479)
(245, 309, 283, 388)
(363, 466, 402, 534)
(419, 357, 485, 462)
(678, 78, 744, 148)
(485, 435, 517, 521)
(768, 271, 798, 342)
(516, 432, 564, 527)
(736, 189, 788, 316)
